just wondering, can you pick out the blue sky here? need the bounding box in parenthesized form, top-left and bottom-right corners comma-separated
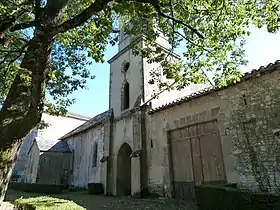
(67, 27, 280, 117)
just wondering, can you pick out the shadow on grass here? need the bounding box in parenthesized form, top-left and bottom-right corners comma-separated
(5, 189, 196, 210)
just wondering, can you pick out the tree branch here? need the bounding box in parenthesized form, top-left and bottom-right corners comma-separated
(10, 21, 36, 32)
(0, 16, 16, 33)
(169, 0, 175, 50)
(175, 31, 210, 52)
(35, 0, 42, 21)
(61, 0, 154, 34)
(154, 6, 205, 39)
(52, 0, 204, 41)
(0, 43, 28, 89)
(53, 0, 112, 34)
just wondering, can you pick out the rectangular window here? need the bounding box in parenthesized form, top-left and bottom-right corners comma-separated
(92, 143, 98, 167)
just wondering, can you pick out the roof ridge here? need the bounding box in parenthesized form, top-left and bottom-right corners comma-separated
(149, 60, 280, 114)
(66, 112, 91, 120)
(60, 109, 112, 139)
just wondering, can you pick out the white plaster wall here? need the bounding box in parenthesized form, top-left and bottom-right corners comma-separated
(119, 32, 169, 52)
(39, 113, 88, 140)
(26, 142, 40, 183)
(113, 31, 176, 116)
(142, 50, 191, 107)
(113, 118, 134, 153)
(119, 33, 139, 52)
(109, 43, 143, 118)
(111, 117, 134, 195)
(66, 125, 104, 188)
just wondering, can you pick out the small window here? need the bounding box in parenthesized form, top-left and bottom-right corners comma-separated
(150, 140, 154, 148)
(242, 94, 247, 105)
(122, 81, 130, 110)
(92, 143, 98, 167)
(123, 62, 130, 72)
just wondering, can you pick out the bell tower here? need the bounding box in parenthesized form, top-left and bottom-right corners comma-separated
(106, 24, 181, 196)
(108, 27, 144, 118)
(108, 25, 180, 118)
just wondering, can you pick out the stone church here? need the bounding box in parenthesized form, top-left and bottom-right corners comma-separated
(20, 27, 280, 200)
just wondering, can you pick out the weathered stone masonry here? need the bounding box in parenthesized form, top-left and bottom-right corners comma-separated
(146, 61, 280, 196)
(33, 25, 280, 199)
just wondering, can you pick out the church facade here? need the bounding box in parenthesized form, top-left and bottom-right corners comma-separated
(58, 29, 280, 198)
(19, 28, 280, 199)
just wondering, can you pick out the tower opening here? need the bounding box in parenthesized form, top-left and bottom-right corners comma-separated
(117, 143, 132, 195)
(122, 81, 130, 110)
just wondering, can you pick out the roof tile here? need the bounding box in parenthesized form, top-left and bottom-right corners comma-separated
(61, 109, 112, 139)
(149, 60, 280, 114)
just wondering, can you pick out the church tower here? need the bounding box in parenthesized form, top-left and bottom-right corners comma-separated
(108, 27, 178, 117)
(108, 28, 144, 118)
(107, 26, 179, 196)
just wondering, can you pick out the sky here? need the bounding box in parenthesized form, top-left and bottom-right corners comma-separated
(67, 27, 280, 117)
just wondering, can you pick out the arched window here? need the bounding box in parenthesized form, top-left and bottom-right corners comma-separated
(92, 142, 98, 167)
(123, 62, 130, 72)
(121, 61, 130, 73)
(122, 81, 130, 110)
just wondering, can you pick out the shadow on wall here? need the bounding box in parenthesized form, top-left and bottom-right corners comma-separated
(116, 143, 132, 196)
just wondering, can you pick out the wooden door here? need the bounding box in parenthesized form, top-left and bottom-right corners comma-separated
(169, 120, 226, 200)
(198, 121, 226, 183)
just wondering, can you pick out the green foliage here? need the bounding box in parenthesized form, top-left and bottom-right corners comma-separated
(15, 196, 84, 210)
(195, 184, 280, 210)
(0, 0, 280, 115)
(14, 202, 36, 210)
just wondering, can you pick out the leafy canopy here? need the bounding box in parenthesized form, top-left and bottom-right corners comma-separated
(0, 0, 279, 114)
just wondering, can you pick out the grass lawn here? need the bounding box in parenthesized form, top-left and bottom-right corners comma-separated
(14, 196, 84, 210)
(5, 189, 196, 210)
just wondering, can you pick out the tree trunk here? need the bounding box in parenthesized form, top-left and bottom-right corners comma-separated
(0, 29, 55, 202)
(0, 140, 22, 203)
(0, 0, 74, 203)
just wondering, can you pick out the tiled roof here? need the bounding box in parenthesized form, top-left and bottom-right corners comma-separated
(60, 109, 113, 139)
(150, 83, 210, 109)
(35, 137, 71, 153)
(66, 112, 91, 121)
(148, 60, 280, 114)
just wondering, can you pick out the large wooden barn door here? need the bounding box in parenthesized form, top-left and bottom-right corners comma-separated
(169, 120, 226, 200)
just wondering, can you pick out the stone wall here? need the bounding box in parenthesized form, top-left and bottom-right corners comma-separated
(36, 152, 72, 185)
(66, 125, 105, 188)
(146, 68, 280, 196)
(222, 70, 280, 193)
(146, 89, 236, 197)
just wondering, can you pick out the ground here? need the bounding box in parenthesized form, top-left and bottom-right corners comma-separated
(5, 189, 196, 210)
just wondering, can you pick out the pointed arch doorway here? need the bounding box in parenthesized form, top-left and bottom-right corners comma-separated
(117, 143, 132, 196)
